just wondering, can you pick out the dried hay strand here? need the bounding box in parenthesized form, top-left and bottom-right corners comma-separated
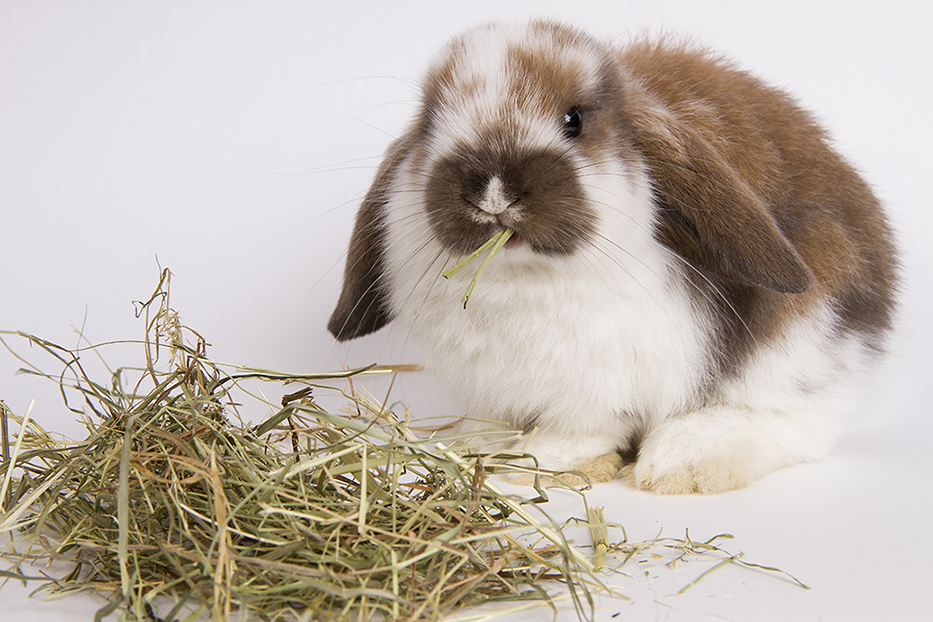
(442, 228, 514, 308)
(0, 270, 607, 621)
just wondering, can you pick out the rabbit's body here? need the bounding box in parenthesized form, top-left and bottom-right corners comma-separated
(328, 22, 897, 493)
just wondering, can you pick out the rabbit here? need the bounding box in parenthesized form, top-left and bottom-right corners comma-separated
(327, 20, 898, 494)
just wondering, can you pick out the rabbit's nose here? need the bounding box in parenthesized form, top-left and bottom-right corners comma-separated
(477, 175, 511, 215)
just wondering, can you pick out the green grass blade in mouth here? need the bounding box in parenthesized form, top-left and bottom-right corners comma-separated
(441, 228, 514, 308)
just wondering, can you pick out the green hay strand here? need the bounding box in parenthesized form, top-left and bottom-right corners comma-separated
(442, 228, 514, 308)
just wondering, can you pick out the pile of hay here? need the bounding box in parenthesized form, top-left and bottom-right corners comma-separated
(0, 270, 606, 621)
(0, 269, 806, 621)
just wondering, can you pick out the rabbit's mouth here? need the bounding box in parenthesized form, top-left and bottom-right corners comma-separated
(503, 231, 524, 249)
(425, 145, 596, 257)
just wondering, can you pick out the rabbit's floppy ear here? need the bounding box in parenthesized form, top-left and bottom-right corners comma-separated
(628, 105, 814, 295)
(327, 135, 411, 341)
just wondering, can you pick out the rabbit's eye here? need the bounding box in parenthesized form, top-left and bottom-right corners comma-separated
(562, 107, 583, 138)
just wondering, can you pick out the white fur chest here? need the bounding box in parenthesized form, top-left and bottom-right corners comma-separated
(382, 165, 713, 435)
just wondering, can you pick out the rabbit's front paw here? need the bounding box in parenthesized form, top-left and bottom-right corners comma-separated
(626, 424, 782, 494)
(508, 452, 623, 489)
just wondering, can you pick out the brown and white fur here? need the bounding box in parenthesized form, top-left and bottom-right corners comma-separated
(327, 21, 897, 494)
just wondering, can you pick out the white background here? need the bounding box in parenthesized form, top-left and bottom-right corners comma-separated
(2, 1, 931, 620)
